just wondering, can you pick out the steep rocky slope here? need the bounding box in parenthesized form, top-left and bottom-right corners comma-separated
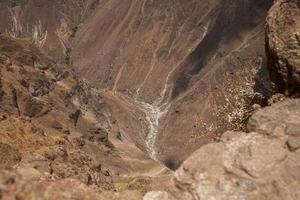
(71, 0, 273, 167)
(0, 0, 299, 199)
(266, 0, 300, 96)
(0, 35, 170, 199)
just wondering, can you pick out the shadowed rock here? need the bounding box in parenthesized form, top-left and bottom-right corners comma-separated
(144, 99, 300, 200)
(266, 0, 300, 96)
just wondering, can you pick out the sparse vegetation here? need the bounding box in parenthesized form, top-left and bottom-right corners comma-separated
(215, 57, 265, 130)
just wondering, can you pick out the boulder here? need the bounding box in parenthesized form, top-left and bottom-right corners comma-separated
(266, 0, 300, 95)
(248, 99, 300, 138)
(144, 99, 300, 200)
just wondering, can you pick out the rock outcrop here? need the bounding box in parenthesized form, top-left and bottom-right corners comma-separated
(266, 0, 300, 96)
(144, 99, 300, 200)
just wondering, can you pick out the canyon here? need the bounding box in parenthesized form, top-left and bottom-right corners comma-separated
(0, 0, 299, 199)
(71, 0, 274, 168)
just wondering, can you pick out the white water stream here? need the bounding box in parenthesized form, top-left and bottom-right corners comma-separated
(134, 69, 174, 160)
(112, 23, 210, 160)
(136, 23, 210, 160)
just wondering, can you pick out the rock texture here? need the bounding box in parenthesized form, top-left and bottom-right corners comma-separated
(144, 99, 300, 200)
(266, 0, 300, 96)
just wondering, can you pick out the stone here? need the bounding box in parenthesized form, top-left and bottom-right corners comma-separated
(145, 131, 299, 200)
(16, 166, 42, 181)
(287, 136, 300, 151)
(144, 98, 300, 200)
(247, 99, 300, 138)
(28, 78, 51, 97)
(222, 132, 287, 178)
(18, 95, 46, 117)
(266, 0, 300, 95)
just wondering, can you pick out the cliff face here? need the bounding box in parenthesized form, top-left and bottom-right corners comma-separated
(71, 0, 273, 168)
(266, 0, 300, 96)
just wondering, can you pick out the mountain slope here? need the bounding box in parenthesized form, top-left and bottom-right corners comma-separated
(71, 0, 273, 168)
(0, 35, 170, 197)
(0, 0, 300, 199)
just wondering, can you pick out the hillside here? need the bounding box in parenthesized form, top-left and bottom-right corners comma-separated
(0, 35, 171, 198)
(71, 0, 273, 167)
(0, 0, 299, 199)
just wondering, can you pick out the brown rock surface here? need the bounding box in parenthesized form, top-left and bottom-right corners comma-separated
(144, 99, 300, 200)
(248, 98, 300, 138)
(0, 169, 113, 200)
(266, 0, 300, 95)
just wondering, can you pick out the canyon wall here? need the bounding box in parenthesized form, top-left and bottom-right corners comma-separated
(0, 0, 277, 169)
(71, 0, 273, 168)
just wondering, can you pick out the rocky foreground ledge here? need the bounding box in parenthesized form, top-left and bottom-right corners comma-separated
(144, 99, 300, 200)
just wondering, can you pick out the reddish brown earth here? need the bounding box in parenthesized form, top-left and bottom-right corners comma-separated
(1, 0, 299, 199)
